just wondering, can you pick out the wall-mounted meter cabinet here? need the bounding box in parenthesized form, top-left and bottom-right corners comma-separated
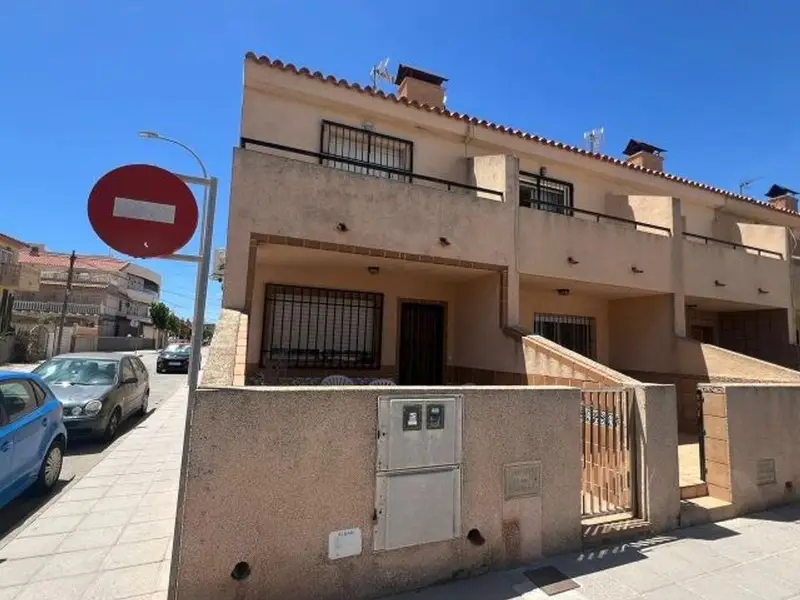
(374, 395, 463, 552)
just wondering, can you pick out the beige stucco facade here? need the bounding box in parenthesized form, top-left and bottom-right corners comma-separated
(222, 54, 800, 388)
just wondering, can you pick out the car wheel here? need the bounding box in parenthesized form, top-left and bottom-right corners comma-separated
(104, 408, 122, 442)
(34, 439, 64, 494)
(139, 391, 149, 417)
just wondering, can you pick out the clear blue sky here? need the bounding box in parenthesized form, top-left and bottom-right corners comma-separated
(3, 1, 799, 321)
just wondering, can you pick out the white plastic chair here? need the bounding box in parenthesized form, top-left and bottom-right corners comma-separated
(369, 378, 396, 386)
(320, 374, 353, 386)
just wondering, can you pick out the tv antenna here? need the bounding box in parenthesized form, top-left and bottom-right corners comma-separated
(584, 127, 605, 153)
(370, 57, 393, 89)
(739, 176, 762, 195)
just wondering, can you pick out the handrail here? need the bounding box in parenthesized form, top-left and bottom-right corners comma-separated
(522, 199, 672, 235)
(240, 137, 505, 199)
(682, 231, 783, 259)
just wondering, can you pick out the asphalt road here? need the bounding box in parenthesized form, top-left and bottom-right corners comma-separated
(0, 351, 187, 540)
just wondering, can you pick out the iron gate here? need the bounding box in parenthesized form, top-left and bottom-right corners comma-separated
(581, 388, 637, 517)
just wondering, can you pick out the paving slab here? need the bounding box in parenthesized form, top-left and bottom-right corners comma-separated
(0, 385, 187, 599)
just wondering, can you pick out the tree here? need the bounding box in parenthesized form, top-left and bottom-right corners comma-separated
(149, 302, 170, 332)
(166, 313, 181, 336)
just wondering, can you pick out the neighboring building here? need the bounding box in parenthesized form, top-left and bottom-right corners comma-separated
(223, 52, 800, 396)
(0, 233, 39, 333)
(13, 246, 161, 339)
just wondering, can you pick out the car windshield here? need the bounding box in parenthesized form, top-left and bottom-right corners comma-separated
(165, 344, 190, 354)
(34, 358, 118, 386)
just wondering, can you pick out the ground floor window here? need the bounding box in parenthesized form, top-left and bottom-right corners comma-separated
(533, 313, 596, 359)
(262, 284, 383, 369)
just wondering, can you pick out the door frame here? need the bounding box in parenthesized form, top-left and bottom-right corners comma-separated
(395, 298, 448, 385)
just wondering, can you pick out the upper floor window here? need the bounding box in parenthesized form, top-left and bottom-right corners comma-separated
(320, 120, 413, 182)
(0, 248, 14, 264)
(520, 171, 574, 216)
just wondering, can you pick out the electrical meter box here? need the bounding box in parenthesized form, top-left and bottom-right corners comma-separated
(376, 396, 463, 472)
(374, 395, 463, 551)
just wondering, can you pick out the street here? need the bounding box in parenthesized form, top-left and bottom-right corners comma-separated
(0, 351, 187, 541)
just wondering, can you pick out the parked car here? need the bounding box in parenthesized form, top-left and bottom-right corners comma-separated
(0, 371, 67, 510)
(157, 343, 197, 374)
(32, 353, 149, 441)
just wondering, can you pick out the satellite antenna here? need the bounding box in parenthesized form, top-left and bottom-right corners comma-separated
(583, 127, 605, 153)
(370, 57, 393, 89)
(739, 176, 762, 195)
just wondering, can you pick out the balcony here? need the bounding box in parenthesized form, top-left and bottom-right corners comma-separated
(232, 139, 514, 268)
(41, 270, 127, 288)
(682, 230, 790, 307)
(0, 262, 40, 292)
(516, 199, 674, 293)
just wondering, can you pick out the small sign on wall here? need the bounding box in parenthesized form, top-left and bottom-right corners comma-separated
(328, 528, 362, 560)
(503, 461, 542, 500)
(757, 458, 777, 486)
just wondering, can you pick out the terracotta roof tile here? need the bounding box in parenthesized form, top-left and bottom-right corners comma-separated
(246, 52, 799, 218)
(18, 252, 128, 272)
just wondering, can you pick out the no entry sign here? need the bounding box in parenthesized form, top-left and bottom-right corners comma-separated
(88, 164, 199, 258)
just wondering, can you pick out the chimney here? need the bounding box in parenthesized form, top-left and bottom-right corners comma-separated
(395, 64, 448, 108)
(765, 184, 798, 212)
(623, 139, 666, 172)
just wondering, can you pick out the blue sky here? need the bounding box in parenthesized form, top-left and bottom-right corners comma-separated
(2, 1, 800, 321)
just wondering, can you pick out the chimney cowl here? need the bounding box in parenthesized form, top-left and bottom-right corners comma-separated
(394, 63, 448, 108)
(623, 138, 666, 172)
(765, 184, 799, 212)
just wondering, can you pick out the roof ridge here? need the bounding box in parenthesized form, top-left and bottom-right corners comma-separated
(244, 51, 799, 218)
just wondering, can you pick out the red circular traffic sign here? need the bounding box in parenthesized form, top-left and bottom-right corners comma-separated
(88, 164, 199, 258)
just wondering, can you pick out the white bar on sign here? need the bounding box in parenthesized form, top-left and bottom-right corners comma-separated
(113, 197, 176, 224)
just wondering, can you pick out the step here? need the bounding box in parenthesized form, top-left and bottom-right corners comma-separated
(680, 482, 708, 500)
(678, 496, 736, 528)
(582, 516, 651, 549)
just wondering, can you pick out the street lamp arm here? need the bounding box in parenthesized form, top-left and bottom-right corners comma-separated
(140, 133, 208, 180)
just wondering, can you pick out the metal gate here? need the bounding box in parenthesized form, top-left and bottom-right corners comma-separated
(581, 388, 637, 517)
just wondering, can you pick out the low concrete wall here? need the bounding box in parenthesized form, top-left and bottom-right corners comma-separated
(173, 385, 582, 600)
(699, 384, 800, 515)
(97, 336, 155, 352)
(0, 335, 12, 365)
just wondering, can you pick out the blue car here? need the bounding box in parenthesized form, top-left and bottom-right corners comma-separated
(0, 371, 67, 510)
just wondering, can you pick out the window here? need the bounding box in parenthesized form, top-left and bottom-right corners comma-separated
(0, 247, 13, 264)
(320, 121, 413, 182)
(35, 358, 119, 386)
(30, 381, 46, 406)
(121, 360, 136, 382)
(263, 284, 383, 369)
(519, 172, 574, 216)
(0, 381, 38, 424)
(533, 313, 596, 359)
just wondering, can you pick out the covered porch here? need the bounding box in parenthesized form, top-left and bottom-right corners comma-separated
(244, 240, 517, 386)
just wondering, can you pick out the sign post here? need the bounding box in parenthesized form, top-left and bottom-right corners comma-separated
(88, 163, 216, 396)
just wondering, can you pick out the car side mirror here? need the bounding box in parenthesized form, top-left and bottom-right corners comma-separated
(122, 377, 138, 385)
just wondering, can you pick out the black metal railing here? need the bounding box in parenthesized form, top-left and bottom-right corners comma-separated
(682, 232, 783, 259)
(520, 171, 574, 216)
(533, 313, 596, 359)
(320, 120, 413, 182)
(521, 199, 673, 235)
(240, 137, 505, 199)
(262, 284, 383, 370)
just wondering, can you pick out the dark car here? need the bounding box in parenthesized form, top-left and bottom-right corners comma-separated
(157, 344, 196, 374)
(0, 371, 67, 509)
(33, 353, 149, 441)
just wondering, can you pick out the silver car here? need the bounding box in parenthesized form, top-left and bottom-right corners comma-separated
(33, 353, 149, 441)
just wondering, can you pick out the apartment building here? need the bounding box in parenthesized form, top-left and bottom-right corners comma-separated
(223, 53, 800, 400)
(0, 233, 39, 333)
(13, 246, 161, 339)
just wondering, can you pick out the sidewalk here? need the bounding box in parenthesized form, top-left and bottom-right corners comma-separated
(0, 385, 187, 600)
(385, 503, 800, 600)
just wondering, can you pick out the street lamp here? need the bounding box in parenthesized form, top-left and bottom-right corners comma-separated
(138, 131, 216, 396)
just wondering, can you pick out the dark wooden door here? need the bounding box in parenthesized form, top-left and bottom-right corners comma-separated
(398, 302, 445, 385)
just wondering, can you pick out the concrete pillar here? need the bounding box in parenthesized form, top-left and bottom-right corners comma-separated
(670, 197, 687, 337)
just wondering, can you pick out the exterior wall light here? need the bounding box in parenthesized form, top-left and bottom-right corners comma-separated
(631, 266, 644, 274)
(557, 288, 570, 296)
(336, 222, 349, 232)
(367, 266, 380, 275)
(439, 237, 451, 246)
(567, 256, 579, 265)
(714, 280, 726, 287)
(758, 287, 769, 294)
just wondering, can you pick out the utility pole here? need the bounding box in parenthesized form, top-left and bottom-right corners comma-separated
(55, 251, 77, 356)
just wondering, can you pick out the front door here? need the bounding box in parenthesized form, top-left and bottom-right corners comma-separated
(398, 302, 445, 385)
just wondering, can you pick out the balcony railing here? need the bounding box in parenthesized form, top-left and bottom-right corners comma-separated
(240, 137, 505, 200)
(13, 300, 119, 316)
(520, 199, 673, 235)
(41, 270, 127, 287)
(682, 232, 783, 259)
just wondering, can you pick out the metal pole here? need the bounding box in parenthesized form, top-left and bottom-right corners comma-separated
(187, 177, 217, 396)
(55, 250, 77, 356)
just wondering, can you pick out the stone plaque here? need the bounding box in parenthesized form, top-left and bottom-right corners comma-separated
(503, 461, 542, 500)
(328, 528, 362, 560)
(756, 458, 777, 486)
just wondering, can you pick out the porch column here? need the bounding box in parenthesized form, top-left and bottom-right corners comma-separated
(670, 197, 687, 337)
